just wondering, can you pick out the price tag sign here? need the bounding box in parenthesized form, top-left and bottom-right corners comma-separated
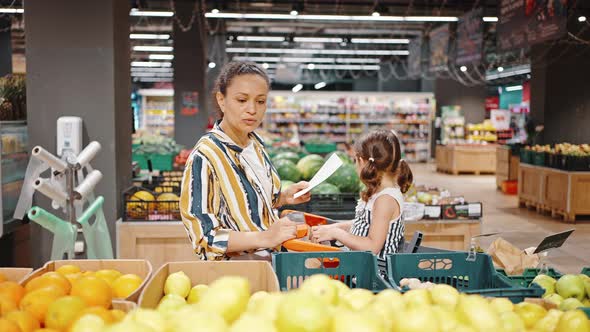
(533, 229, 575, 254)
(424, 205, 442, 219)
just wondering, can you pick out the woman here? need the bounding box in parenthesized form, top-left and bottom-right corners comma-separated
(180, 62, 311, 260)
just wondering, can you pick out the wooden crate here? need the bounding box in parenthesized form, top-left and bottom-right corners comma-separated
(436, 145, 496, 175)
(518, 163, 544, 206)
(405, 219, 482, 251)
(0, 268, 32, 283)
(22, 259, 152, 303)
(496, 146, 520, 189)
(138, 261, 280, 308)
(117, 220, 196, 270)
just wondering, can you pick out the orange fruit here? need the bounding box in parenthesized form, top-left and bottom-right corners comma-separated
(63, 273, 82, 286)
(33, 329, 60, 332)
(18, 287, 63, 324)
(112, 274, 142, 299)
(75, 306, 114, 324)
(0, 295, 18, 315)
(81, 271, 94, 278)
(94, 270, 122, 287)
(71, 276, 112, 309)
(0, 272, 7, 283)
(0, 318, 21, 332)
(4, 310, 40, 332)
(44, 296, 86, 331)
(55, 265, 81, 276)
(0, 282, 25, 305)
(109, 309, 126, 322)
(25, 273, 70, 295)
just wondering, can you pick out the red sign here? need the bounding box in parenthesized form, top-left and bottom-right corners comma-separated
(485, 96, 499, 111)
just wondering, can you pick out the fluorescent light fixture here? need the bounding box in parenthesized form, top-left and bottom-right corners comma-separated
(460, 66, 467, 72)
(497, 66, 504, 72)
(136, 77, 174, 82)
(351, 38, 409, 44)
(131, 72, 174, 77)
(505, 85, 523, 92)
(130, 34, 170, 40)
(232, 56, 381, 64)
(262, 63, 270, 69)
(372, 11, 380, 17)
(307, 63, 316, 70)
(237, 36, 286, 42)
(290, 10, 298, 16)
(293, 37, 343, 43)
(133, 46, 174, 52)
(485, 65, 531, 80)
(292, 84, 303, 93)
(131, 67, 173, 72)
(211, 9, 220, 14)
(131, 61, 172, 67)
(205, 12, 461, 22)
(302, 64, 381, 70)
(208, 62, 216, 68)
(129, 9, 174, 17)
(0, 8, 23, 13)
(314, 82, 327, 89)
(483, 16, 499, 22)
(226, 47, 408, 56)
(149, 54, 174, 60)
(404, 16, 458, 22)
(579, 16, 587, 22)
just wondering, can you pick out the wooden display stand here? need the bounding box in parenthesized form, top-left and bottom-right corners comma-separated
(436, 145, 497, 175)
(117, 220, 195, 270)
(496, 146, 520, 188)
(405, 219, 482, 251)
(518, 164, 590, 223)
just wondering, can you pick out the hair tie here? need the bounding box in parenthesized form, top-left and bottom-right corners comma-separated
(369, 157, 375, 163)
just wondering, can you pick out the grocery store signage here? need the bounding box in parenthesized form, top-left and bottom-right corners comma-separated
(456, 8, 484, 65)
(429, 24, 450, 72)
(181, 91, 199, 116)
(497, 0, 568, 51)
(533, 229, 574, 254)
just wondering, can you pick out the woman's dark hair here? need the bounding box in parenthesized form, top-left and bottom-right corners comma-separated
(354, 129, 414, 201)
(212, 61, 270, 119)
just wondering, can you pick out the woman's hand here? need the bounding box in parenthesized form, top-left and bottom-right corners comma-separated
(279, 181, 311, 206)
(310, 225, 344, 243)
(261, 217, 299, 248)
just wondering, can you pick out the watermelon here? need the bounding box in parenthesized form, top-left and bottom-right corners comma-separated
(275, 160, 302, 182)
(327, 163, 360, 193)
(273, 152, 300, 165)
(281, 180, 295, 191)
(311, 183, 341, 195)
(296, 154, 325, 180)
(326, 151, 353, 164)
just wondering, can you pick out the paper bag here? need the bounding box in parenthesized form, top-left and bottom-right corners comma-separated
(487, 238, 540, 275)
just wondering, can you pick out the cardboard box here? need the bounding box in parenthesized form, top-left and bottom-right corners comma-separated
(139, 261, 280, 309)
(0, 268, 33, 283)
(112, 299, 137, 312)
(22, 259, 152, 303)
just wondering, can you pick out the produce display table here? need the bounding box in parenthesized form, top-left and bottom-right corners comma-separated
(518, 163, 590, 223)
(405, 219, 482, 251)
(496, 145, 519, 188)
(436, 144, 497, 175)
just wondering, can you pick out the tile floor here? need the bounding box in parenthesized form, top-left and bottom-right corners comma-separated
(411, 163, 590, 274)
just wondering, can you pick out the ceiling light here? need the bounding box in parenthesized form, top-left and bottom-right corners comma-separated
(130, 34, 170, 40)
(205, 12, 459, 22)
(232, 56, 381, 64)
(579, 16, 587, 22)
(208, 62, 217, 68)
(485, 65, 531, 80)
(307, 63, 316, 70)
(131, 72, 174, 77)
(149, 54, 174, 60)
(351, 38, 409, 44)
(404, 16, 458, 22)
(460, 66, 467, 72)
(131, 67, 173, 72)
(237, 36, 286, 42)
(131, 61, 172, 67)
(0, 8, 23, 13)
(505, 85, 523, 92)
(211, 9, 220, 14)
(130, 9, 174, 17)
(226, 47, 408, 56)
(314, 82, 327, 89)
(302, 64, 381, 71)
(136, 77, 174, 82)
(372, 11, 380, 17)
(293, 37, 343, 43)
(290, 10, 298, 16)
(483, 16, 499, 22)
(292, 84, 303, 93)
(262, 63, 270, 69)
(497, 66, 504, 72)
(133, 46, 174, 52)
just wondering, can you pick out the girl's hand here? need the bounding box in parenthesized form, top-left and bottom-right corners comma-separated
(310, 225, 343, 243)
(281, 181, 311, 205)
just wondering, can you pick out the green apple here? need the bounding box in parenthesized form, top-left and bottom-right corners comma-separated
(456, 294, 501, 331)
(556, 275, 586, 301)
(532, 274, 557, 296)
(514, 302, 547, 329)
(157, 294, 187, 314)
(555, 310, 590, 332)
(579, 274, 590, 299)
(432, 305, 459, 332)
(374, 289, 405, 312)
(197, 276, 251, 323)
(187, 284, 209, 304)
(332, 310, 385, 332)
(583, 298, 590, 307)
(490, 297, 514, 314)
(124, 308, 167, 332)
(299, 274, 338, 305)
(105, 321, 156, 332)
(246, 292, 282, 322)
(403, 288, 432, 309)
(276, 291, 331, 332)
(171, 310, 228, 332)
(499, 311, 526, 332)
(429, 284, 459, 308)
(391, 307, 440, 332)
(560, 298, 585, 311)
(230, 314, 276, 332)
(164, 271, 192, 298)
(544, 293, 565, 306)
(533, 309, 563, 332)
(363, 301, 394, 330)
(332, 279, 351, 304)
(70, 314, 106, 332)
(339, 288, 374, 311)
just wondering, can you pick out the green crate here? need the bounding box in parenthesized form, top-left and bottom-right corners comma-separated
(497, 268, 563, 288)
(582, 307, 590, 319)
(387, 252, 544, 303)
(132, 153, 175, 171)
(581, 267, 590, 276)
(532, 151, 546, 166)
(272, 251, 391, 293)
(305, 143, 337, 154)
(520, 149, 532, 164)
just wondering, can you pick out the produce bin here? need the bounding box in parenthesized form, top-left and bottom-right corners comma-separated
(123, 186, 180, 221)
(562, 155, 590, 171)
(279, 193, 359, 220)
(304, 143, 337, 154)
(272, 251, 391, 293)
(531, 151, 546, 166)
(520, 149, 532, 164)
(547, 153, 563, 169)
(132, 153, 175, 171)
(139, 261, 279, 308)
(386, 252, 544, 303)
(0, 267, 32, 283)
(496, 268, 563, 287)
(22, 259, 152, 303)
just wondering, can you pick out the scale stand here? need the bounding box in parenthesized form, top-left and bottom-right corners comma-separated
(466, 232, 502, 262)
(533, 229, 575, 275)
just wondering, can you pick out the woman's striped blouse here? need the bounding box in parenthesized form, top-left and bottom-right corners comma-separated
(179, 123, 281, 260)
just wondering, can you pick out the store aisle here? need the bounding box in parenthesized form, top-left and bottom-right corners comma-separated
(411, 163, 590, 274)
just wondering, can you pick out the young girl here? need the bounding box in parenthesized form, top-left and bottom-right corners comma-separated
(310, 129, 413, 259)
